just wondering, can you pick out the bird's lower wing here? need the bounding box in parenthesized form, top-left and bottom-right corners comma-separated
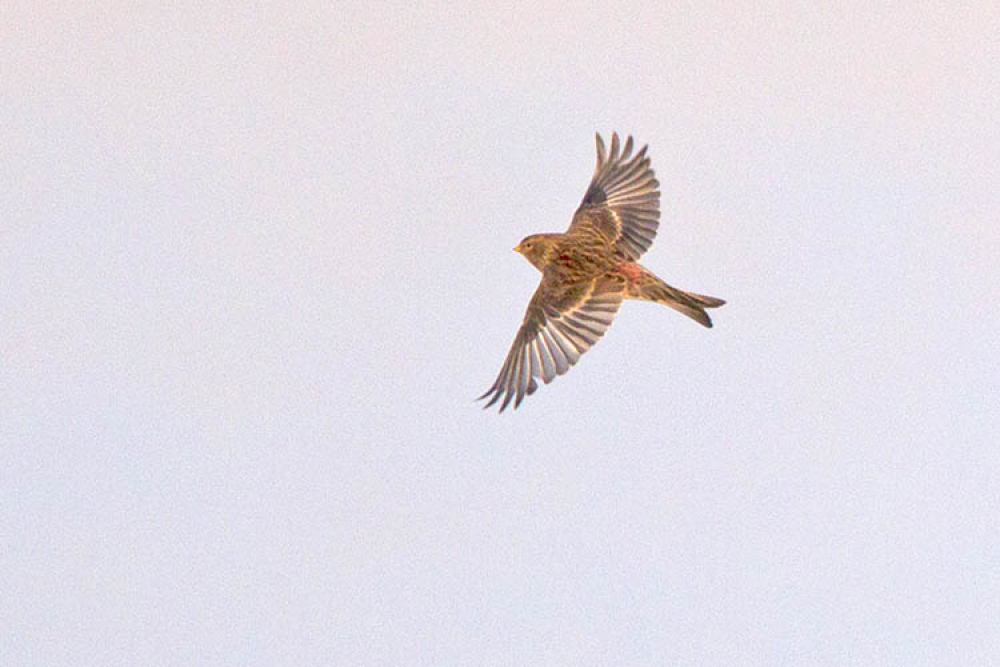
(478, 275, 625, 412)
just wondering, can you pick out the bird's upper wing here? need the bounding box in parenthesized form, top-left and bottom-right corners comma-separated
(567, 132, 660, 260)
(478, 274, 625, 412)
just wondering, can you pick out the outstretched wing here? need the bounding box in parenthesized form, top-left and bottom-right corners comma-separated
(478, 275, 625, 412)
(567, 132, 660, 260)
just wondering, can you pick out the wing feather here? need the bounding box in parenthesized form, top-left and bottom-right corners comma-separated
(478, 276, 625, 412)
(568, 132, 661, 260)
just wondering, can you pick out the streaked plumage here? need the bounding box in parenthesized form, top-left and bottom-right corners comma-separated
(479, 132, 725, 412)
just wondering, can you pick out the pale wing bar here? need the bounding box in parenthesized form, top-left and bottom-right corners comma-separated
(580, 132, 661, 259)
(478, 281, 623, 412)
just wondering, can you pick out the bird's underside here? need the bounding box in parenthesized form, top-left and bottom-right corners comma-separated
(478, 132, 725, 412)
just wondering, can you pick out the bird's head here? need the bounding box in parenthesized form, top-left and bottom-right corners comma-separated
(514, 234, 556, 270)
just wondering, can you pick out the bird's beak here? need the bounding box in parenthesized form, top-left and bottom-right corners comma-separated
(513, 244, 522, 254)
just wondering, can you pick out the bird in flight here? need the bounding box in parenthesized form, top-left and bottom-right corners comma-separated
(478, 132, 725, 412)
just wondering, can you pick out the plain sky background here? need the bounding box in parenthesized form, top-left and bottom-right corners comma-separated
(3, 2, 999, 665)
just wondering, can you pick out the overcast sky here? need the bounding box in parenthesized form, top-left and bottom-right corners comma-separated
(3, 2, 999, 665)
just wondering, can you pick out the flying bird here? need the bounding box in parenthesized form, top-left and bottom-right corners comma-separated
(478, 132, 725, 412)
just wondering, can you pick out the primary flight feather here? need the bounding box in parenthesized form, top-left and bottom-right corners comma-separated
(478, 132, 725, 412)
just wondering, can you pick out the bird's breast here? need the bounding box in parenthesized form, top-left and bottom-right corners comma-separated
(546, 239, 614, 278)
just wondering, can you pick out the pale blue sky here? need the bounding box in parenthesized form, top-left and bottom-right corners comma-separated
(3, 2, 999, 665)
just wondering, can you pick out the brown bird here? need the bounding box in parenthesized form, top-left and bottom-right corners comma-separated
(478, 132, 725, 412)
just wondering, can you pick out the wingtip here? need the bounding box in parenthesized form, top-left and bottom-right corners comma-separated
(499, 387, 515, 412)
(477, 385, 516, 413)
(479, 387, 503, 409)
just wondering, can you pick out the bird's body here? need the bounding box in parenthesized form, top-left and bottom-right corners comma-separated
(479, 133, 725, 411)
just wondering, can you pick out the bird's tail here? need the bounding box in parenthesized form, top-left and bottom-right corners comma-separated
(629, 271, 725, 328)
